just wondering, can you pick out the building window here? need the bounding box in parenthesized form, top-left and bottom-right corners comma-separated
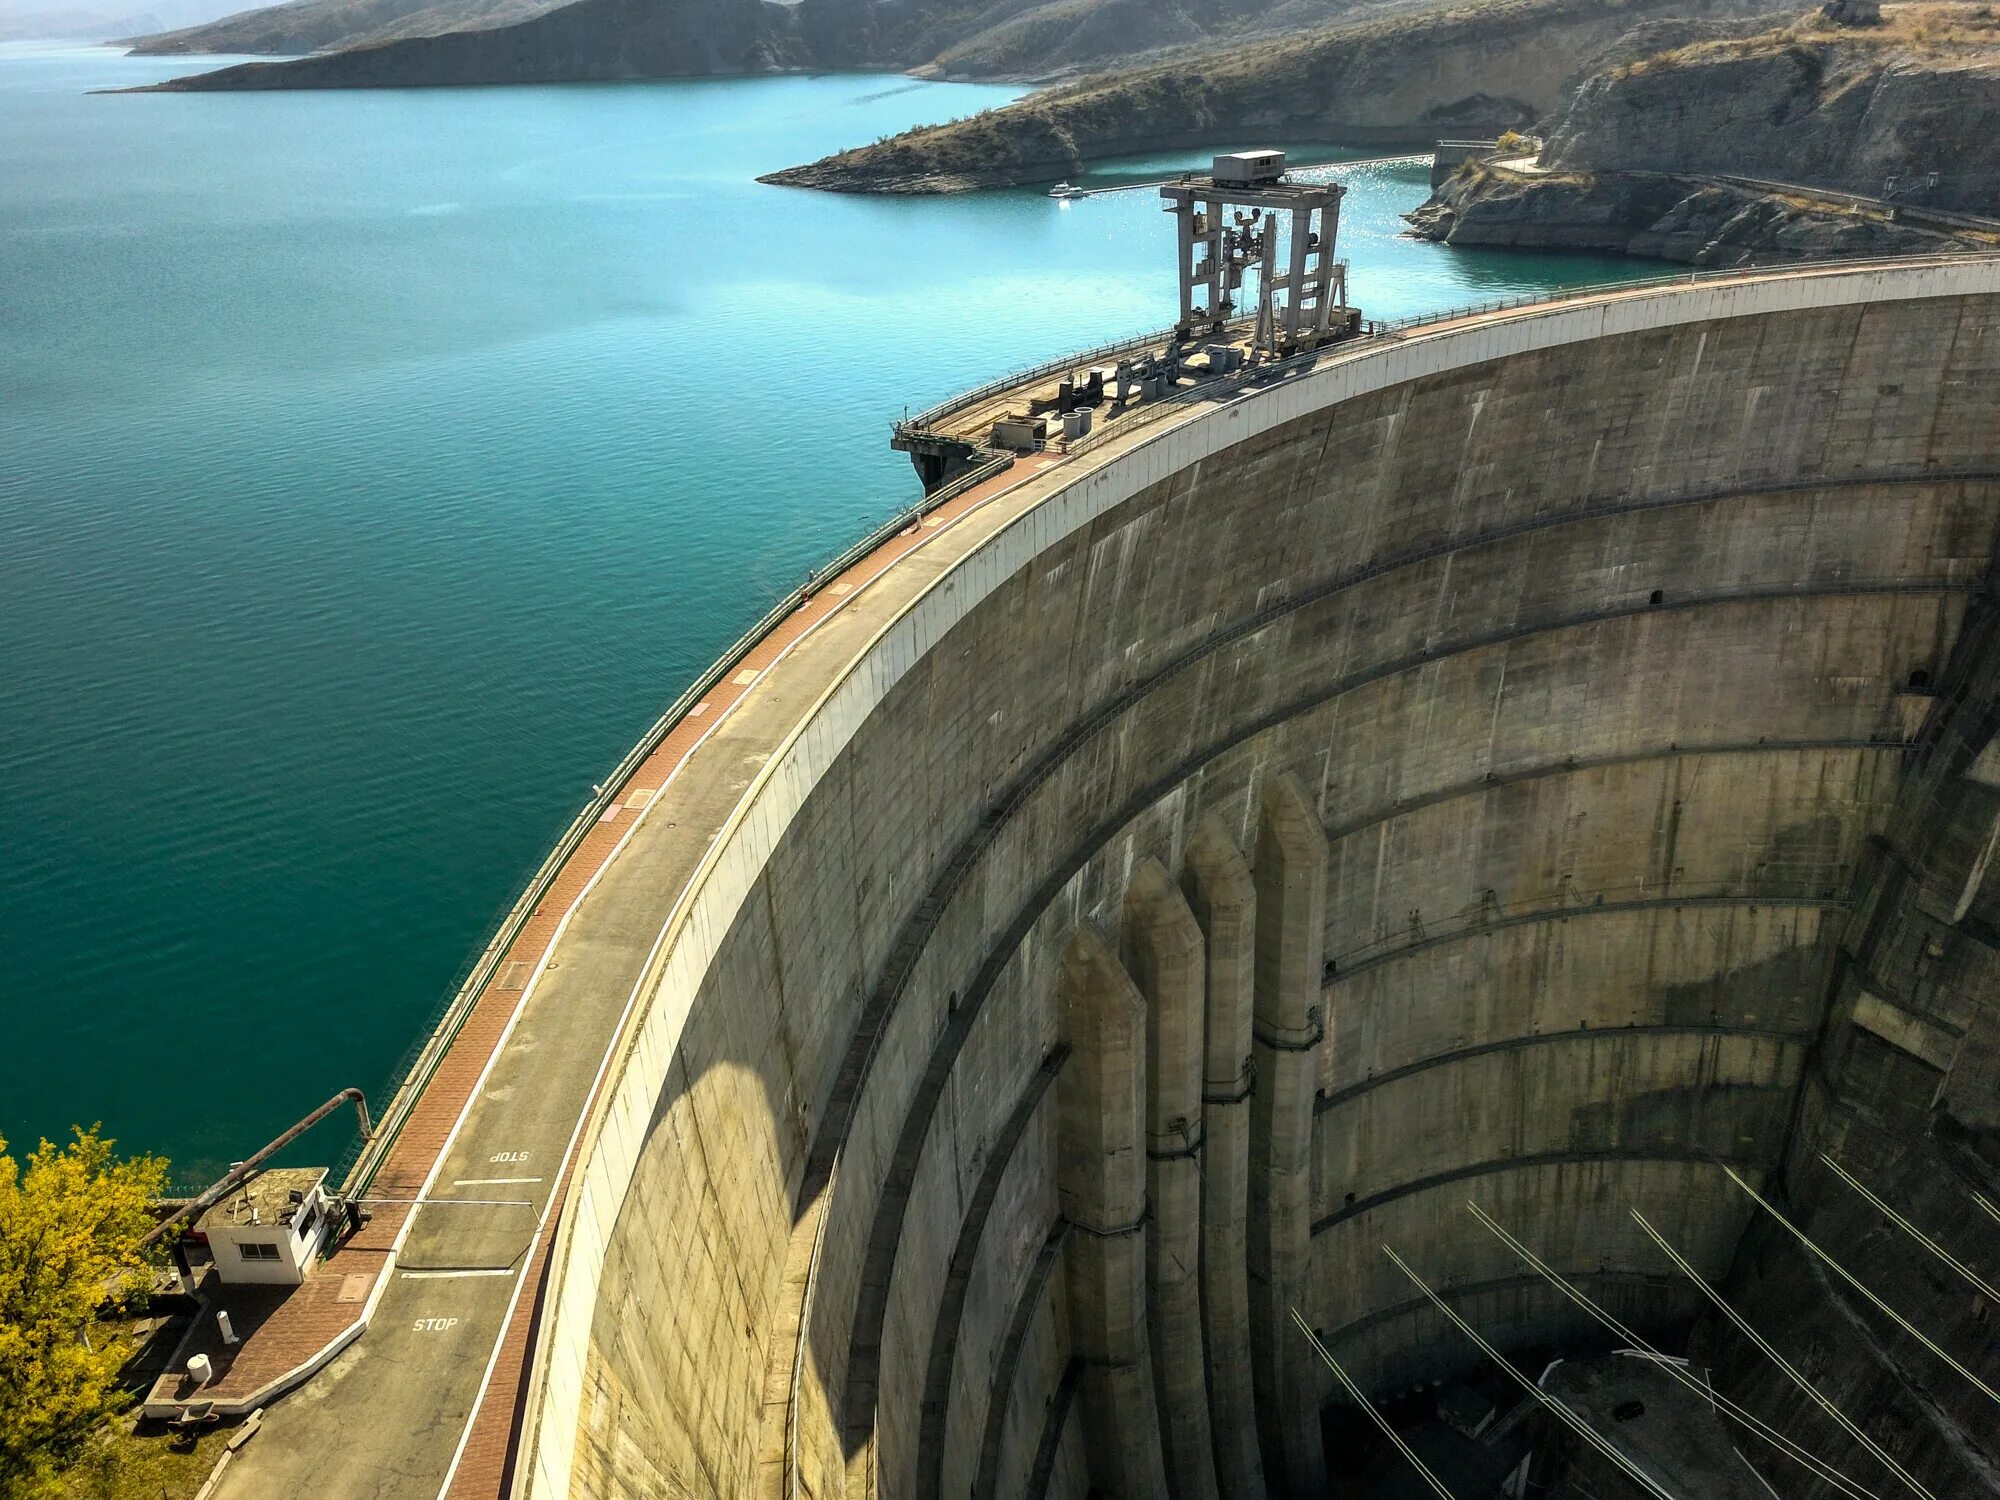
(294, 1205, 320, 1246)
(238, 1242, 281, 1262)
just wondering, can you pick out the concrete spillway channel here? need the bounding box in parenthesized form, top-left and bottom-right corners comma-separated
(216, 257, 2000, 1500)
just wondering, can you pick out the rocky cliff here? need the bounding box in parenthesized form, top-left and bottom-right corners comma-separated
(762, 0, 1774, 192)
(1407, 4, 2000, 261)
(1540, 6, 2000, 211)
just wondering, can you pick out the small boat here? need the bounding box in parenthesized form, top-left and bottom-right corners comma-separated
(1048, 181, 1086, 200)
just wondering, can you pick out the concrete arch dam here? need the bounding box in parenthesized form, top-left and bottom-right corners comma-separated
(514, 258, 2000, 1500)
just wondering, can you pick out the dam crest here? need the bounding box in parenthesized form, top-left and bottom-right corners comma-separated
(500, 256, 2000, 1500)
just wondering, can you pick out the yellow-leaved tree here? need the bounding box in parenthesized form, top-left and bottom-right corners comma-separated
(0, 1128, 168, 1498)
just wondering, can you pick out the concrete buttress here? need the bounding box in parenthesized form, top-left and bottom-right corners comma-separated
(1182, 815, 1270, 1500)
(1122, 859, 1222, 1500)
(1249, 777, 1330, 1498)
(1058, 924, 1171, 1499)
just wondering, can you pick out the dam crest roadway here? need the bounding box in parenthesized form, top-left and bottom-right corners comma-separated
(199, 249, 2000, 1500)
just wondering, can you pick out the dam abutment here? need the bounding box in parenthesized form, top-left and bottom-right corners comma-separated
(511, 258, 2000, 1500)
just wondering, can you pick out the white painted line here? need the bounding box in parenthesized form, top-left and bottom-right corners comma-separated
(401, 1269, 517, 1281)
(453, 1177, 544, 1186)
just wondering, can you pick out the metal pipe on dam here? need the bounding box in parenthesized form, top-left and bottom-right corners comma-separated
(497, 258, 2000, 1500)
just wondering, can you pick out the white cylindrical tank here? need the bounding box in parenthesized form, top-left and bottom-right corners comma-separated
(217, 1309, 238, 1346)
(186, 1352, 214, 1387)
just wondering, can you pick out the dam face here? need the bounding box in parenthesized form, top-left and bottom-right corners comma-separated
(517, 261, 2000, 1500)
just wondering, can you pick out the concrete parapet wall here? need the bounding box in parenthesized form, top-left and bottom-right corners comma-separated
(518, 259, 2000, 1500)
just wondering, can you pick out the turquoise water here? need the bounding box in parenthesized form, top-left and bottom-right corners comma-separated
(0, 43, 1639, 1185)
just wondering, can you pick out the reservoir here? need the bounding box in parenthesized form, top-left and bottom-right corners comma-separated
(0, 43, 1636, 1182)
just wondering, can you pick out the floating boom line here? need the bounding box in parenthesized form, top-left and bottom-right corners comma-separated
(1630, 1208, 1940, 1500)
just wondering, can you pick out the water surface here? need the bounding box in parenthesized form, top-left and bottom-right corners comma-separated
(0, 44, 1640, 1182)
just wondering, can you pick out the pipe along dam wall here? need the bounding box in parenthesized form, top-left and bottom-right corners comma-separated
(514, 258, 2000, 1500)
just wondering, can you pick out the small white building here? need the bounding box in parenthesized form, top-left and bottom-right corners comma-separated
(190, 1167, 331, 1286)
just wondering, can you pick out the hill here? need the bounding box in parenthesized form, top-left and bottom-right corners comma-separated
(762, 0, 1778, 193)
(131, 0, 844, 87)
(125, 0, 1400, 73)
(121, 0, 567, 55)
(1539, 2, 2000, 210)
(1408, 2, 2000, 260)
(1, 0, 237, 39)
(126, 0, 1422, 87)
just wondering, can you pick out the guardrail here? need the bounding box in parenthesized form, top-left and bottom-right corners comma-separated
(333, 450, 1015, 1199)
(897, 324, 1191, 436)
(341, 248, 2000, 1196)
(902, 249, 2000, 456)
(1003, 250, 2000, 470)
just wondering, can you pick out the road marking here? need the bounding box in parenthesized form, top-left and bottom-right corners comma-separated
(412, 1318, 462, 1332)
(402, 1270, 517, 1281)
(488, 1151, 530, 1164)
(453, 1177, 544, 1186)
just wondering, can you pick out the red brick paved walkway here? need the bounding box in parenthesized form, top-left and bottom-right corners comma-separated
(173, 451, 1059, 1489)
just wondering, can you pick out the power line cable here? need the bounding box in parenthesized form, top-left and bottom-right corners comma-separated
(1289, 1307, 1459, 1500)
(1630, 1209, 1939, 1500)
(1720, 1165, 2000, 1406)
(1819, 1154, 2000, 1304)
(1381, 1243, 1681, 1500)
(1465, 1200, 1881, 1500)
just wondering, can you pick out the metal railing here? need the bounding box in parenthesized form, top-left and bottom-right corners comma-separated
(897, 324, 1191, 436)
(905, 250, 1999, 464)
(333, 450, 1014, 1200)
(1019, 250, 2000, 468)
(341, 248, 2000, 1196)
